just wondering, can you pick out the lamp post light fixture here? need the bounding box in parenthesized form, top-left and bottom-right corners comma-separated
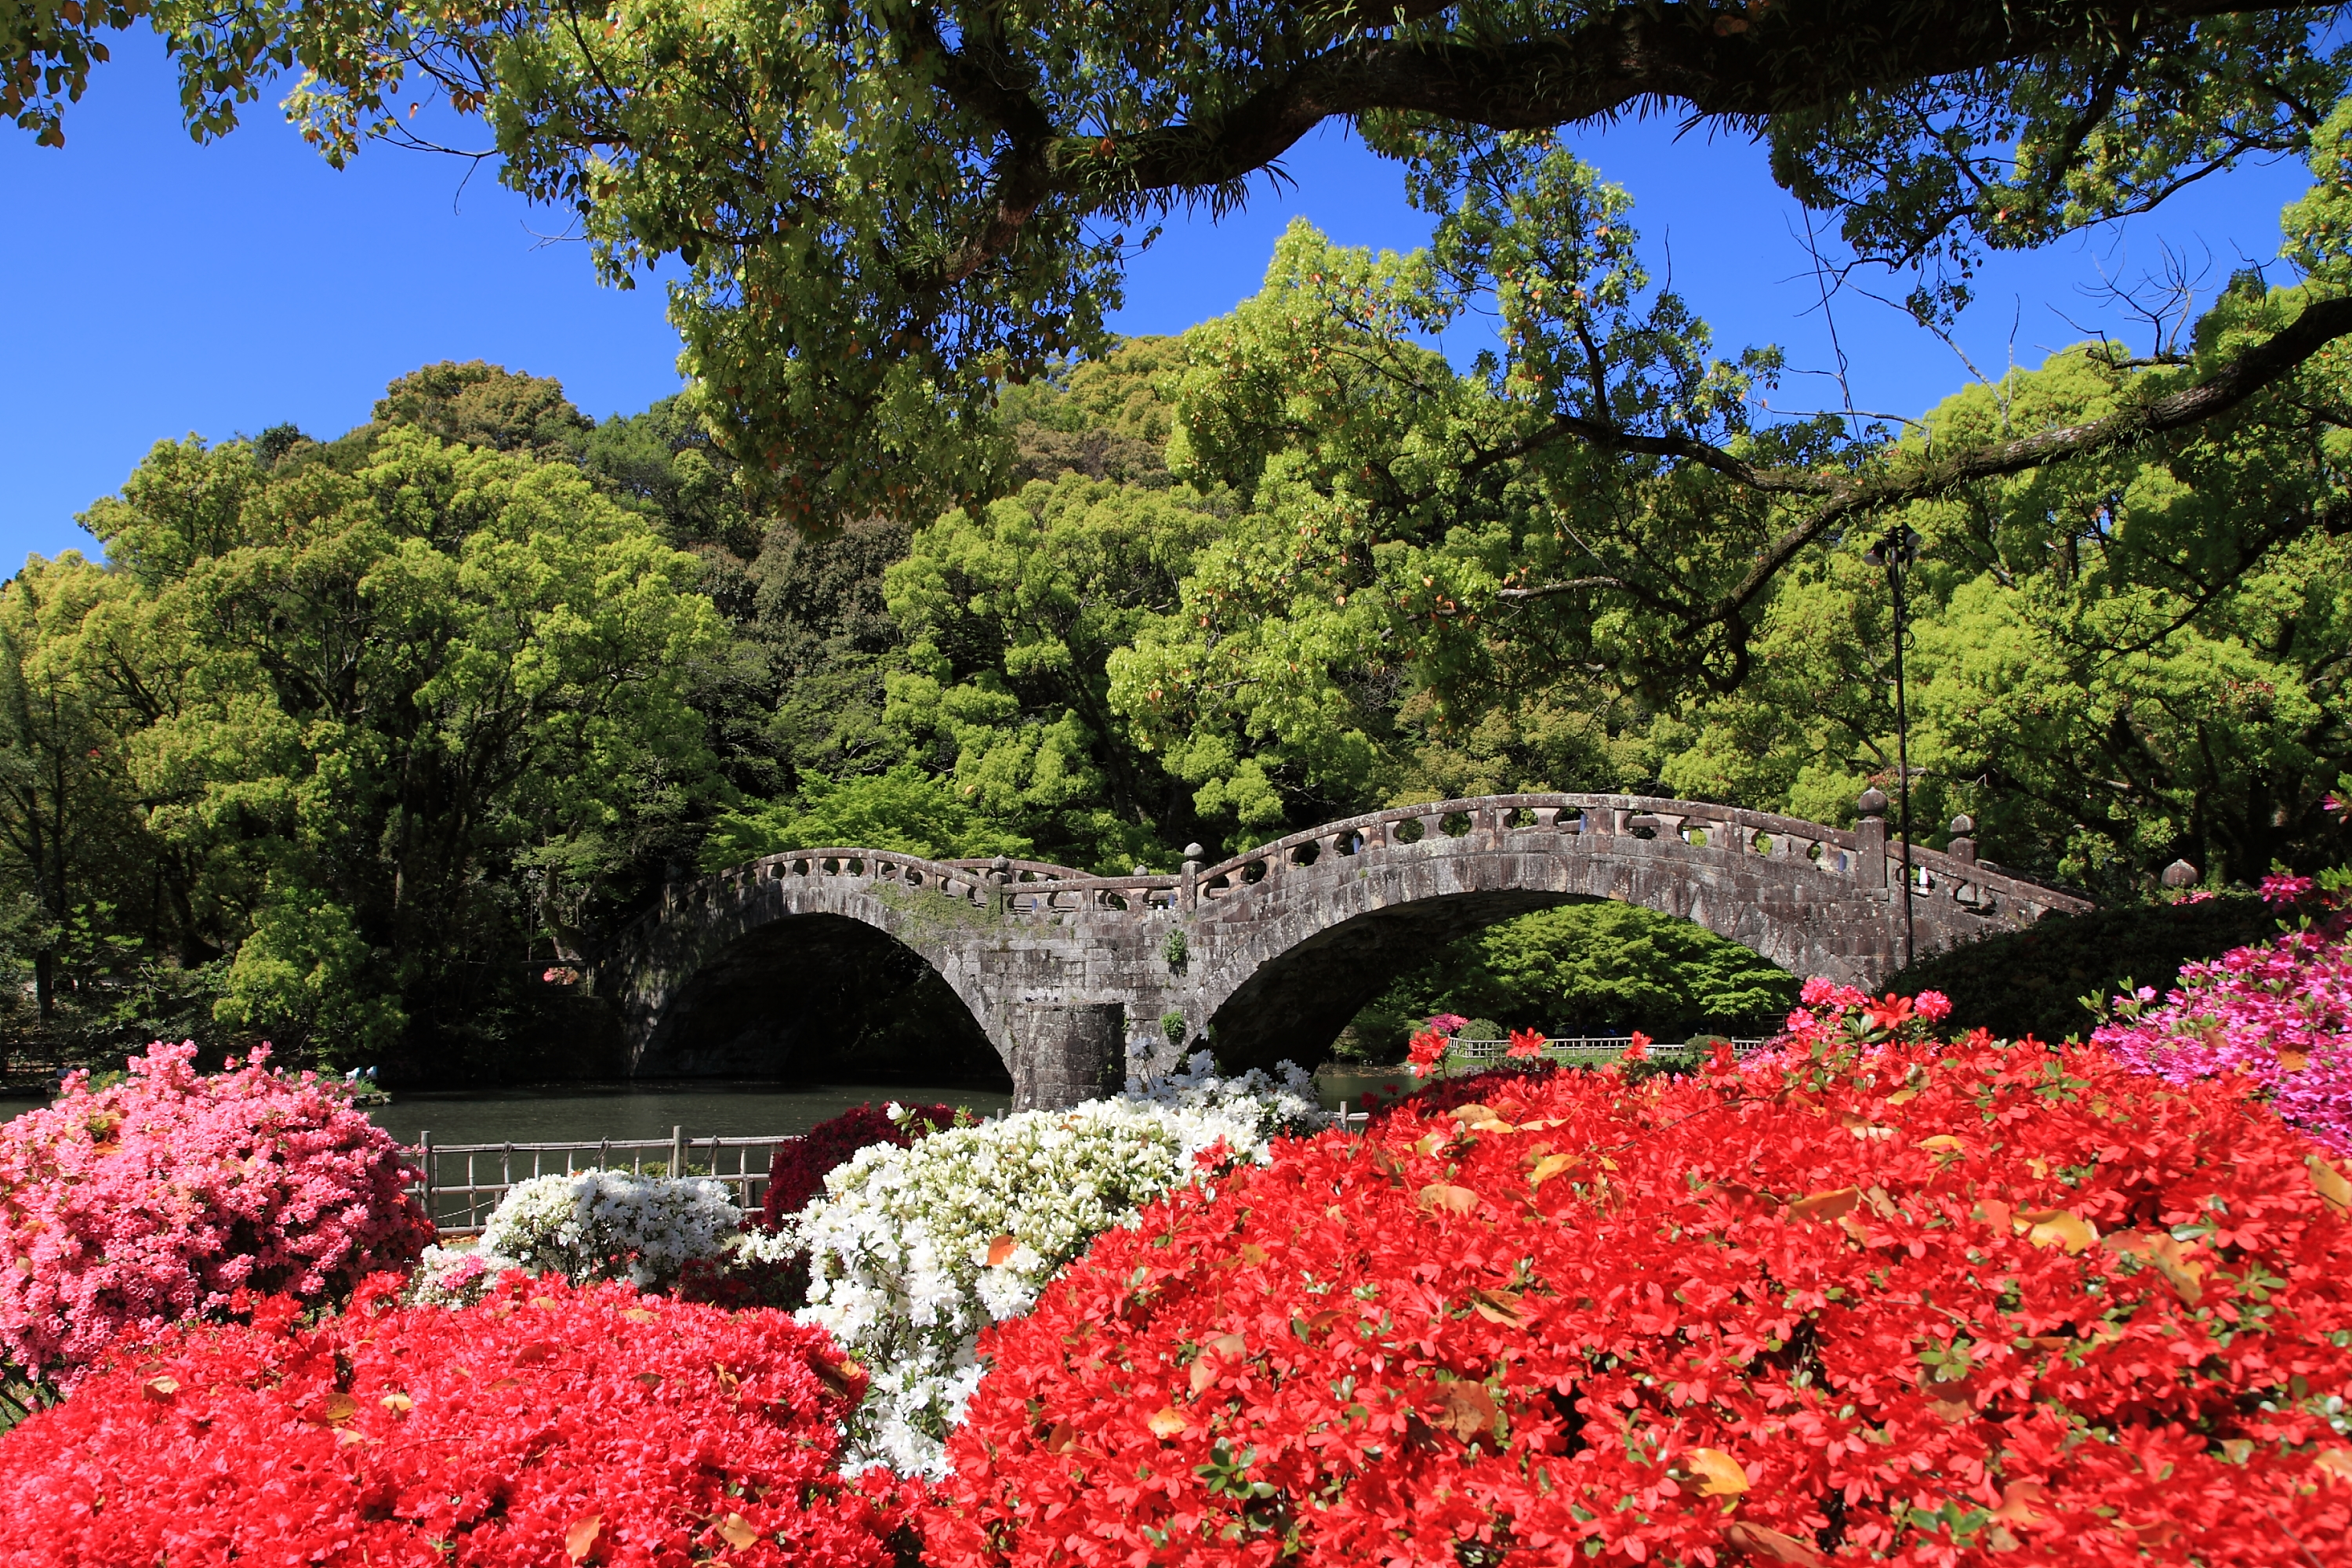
(1864, 524, 1922, 968)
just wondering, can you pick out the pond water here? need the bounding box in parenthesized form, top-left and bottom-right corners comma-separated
(0, 1082, 1014, 1149)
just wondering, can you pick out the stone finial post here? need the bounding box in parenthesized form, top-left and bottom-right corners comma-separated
(2161, 858, 2201, 890)
(1855, 787, 1889, 886)
(1946, 813, 1976, 863)
(1181, 842, 1204, 911)
(989, 855, 1013, 916)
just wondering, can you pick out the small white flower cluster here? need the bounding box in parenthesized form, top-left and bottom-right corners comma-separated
(409, 1169, 743, 1302)
(794, 1056, 1323, 1476)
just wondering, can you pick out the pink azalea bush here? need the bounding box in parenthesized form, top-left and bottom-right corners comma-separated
(0, 1041, 432, 1385)
(2094, 873, 2352, 1154)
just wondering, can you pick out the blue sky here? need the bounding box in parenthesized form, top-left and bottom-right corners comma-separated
(0, 40, 2321, 566)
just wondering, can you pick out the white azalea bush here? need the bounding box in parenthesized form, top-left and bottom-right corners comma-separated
(409, 1169, 744, 1303)
(794, 1057, 1322, 1475)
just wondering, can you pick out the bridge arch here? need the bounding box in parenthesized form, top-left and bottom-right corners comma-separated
(615, 854, 1011, 1080)
(597, 794, 2090, 1106)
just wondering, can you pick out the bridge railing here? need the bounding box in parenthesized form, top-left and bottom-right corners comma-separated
(1187, 793, 2089, 925)
(637, 790, 2088, 941)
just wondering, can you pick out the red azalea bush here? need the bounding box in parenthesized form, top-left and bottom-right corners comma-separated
(0, 1272, 917, 1566)
(762, 1102, 960, 1229)
(2094, 873, 2352, 1154)
(927, 994, 2352, 1568)
(0, 1041, 431, 1386)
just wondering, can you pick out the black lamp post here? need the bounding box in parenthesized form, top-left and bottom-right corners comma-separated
(1865, 524, 1922, 968)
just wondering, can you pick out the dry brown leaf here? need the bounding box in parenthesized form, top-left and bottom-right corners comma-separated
(1988, 1480, 2049, 1525)
(1788, 1187, 1860, 1222)
(1528, 1154, 1576, 1188)
(1468, 1287, 1530, 1328)
(315, 1392, 359, 1427)
(1516, 1116, 1569, 1131)
(564, 1514, 603, 1563)
(1436, 1381, 1500, 1442)
(1417, 1183, 1479, 1216)
(2103, 1231, 2205, 1305)
(1915, 1134, 1965, 1154)
(2310, 1153, 2352, 1215)
(985, 1234, 1018, 1267)
(2218, 1439, 2254, 1465)
(1043, 1421, 1076, 1454)
(1146, 1407, 1188, 1439)
(808, 1354, 862, 1400)
(1210, 1332, 1245, 1357)
(633, 1372, 662, 1389)
(1189, 1358, 1218, 1395)
(379, 1392, 413, 1413)
(1414, 1131, 1450, 1157)
(1236, 1243, 1269, 1267)
(716, 1512, 760, 1550)
(142, 1375, 178, 1403)
(1720, 1520, 1825, 1566)
(621, 1308, 655, 1323)
(2017, 1209, 2098, 1254)
(1449, 1104, 1492, 1123)
(2315, 1447, 2352, 1485)
(2279, 1048, 2310, 1072)
(1684, 1446, 1749, 1497)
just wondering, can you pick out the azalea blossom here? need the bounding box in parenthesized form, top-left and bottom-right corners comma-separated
(1505, 1027, 1547, 1059)
(931, 1007, 2352, 1568)
(0, 1040, 430, 1385)
(1406, 1029, 1449, 1077)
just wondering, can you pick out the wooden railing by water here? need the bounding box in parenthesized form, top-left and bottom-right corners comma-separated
(1442, 1034, 1773, 1066)
(408, 1126, 801, 1234)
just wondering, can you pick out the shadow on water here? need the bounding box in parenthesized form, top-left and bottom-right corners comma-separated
(369, 1081, 1014, 1148)
(0, 1083, 1014, 1149)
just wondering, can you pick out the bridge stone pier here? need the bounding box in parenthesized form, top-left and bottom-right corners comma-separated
(594, 791, 2090, 1110)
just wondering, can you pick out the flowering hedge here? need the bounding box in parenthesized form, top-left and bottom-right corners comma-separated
(2096, 873, 2352, 1153)
(0, 1272, 914, 1566)
(763, 1102, 961, 1229)
(927, 998, 2352, 1567)
(0, 1042, 430, 1386)
(796, 1057, 1321, 1477)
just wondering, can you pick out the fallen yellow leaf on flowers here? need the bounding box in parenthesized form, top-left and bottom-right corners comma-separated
(1147, 1407, 1189, 1438)
(2310, 1153, 2352, 1214)
(985, 1234, 1018, 1267)
(1528, 1153, 1576, 1187)
(2016, 1209, 2098, 1253)
(1788, 1188, 1859, 1222)
(564, 1515, 602, 1563)
(1417, 1183, 1479, 1215)
(1683, 1446, 1749, 1497)
(716, 1512, 760, 1549)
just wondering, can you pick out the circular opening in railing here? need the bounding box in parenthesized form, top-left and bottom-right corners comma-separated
(1441, 811, 1475, 837)
(1290, 841, 1321, 867)
(1505, 807, 1540, 829)
(1393, 818, 1426, 844)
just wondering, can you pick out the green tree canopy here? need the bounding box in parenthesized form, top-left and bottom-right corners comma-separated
(0, 407, 725, 1073)
(14, 2, 2352, 569)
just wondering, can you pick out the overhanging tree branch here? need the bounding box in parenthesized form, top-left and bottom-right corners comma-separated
(1497, 293, 2352, 632)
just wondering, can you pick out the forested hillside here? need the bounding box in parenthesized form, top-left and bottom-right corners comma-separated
(7, 159, 2351, 1077)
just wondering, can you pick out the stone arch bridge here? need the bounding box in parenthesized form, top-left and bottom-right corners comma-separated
(593, 792, 2089, 1109)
